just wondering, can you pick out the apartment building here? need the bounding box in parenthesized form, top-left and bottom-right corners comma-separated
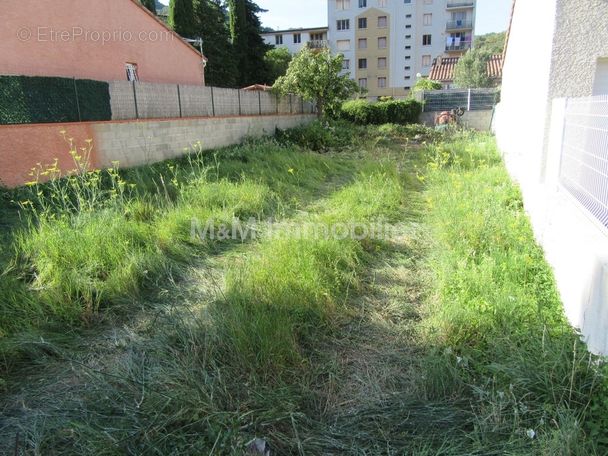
(262, 27, 329, 54)
(328, 0, 476, 98)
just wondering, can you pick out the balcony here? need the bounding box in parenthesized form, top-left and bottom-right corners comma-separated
(446, 20, 473, 31)
(307, 40, 329, 49)
(445, 42, 472, 52)
(446, 2, 474, 9)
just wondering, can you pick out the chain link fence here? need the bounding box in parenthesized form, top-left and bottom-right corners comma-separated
(420, 88, 500, 112)
(0, 76, 314, 125)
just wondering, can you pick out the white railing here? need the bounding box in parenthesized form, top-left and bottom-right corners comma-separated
(559, 95, 608, 228)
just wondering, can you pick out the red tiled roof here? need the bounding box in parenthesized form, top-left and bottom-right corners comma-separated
(429, 54, 503, 83)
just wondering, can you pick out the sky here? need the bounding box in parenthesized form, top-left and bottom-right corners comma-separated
(255, 0, 511, 35)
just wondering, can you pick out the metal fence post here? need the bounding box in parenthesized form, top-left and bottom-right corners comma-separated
(467, 88, 471, 112)
(301, 98, 304, 114)
(238, 89, 242, 116)
(210, 86, 216, 117)
(177, 84, 183, 118)
(73, 78, 82, 122)
(421, 90, 425, 113)
(132, 82, 139, 120)
(276, 93, 279, 114)
(258, 91, 262, 115)
(289, 94, 293, 114)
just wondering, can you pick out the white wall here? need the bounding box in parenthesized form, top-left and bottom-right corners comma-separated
(494, 0, 558, 184)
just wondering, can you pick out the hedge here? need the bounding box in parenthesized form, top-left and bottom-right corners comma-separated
(340, 98, 422, 125)
(0, 76, 112, 125)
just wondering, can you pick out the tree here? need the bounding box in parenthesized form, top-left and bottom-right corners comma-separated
(194, 0, 237, 87)
(274, 48, 360, 118)
(412, 78, 442, 93)
(140, 0, 156, 14)
(264, 47, 292, 84)
(228, 0, 271, 86)
(453, 49, 493, 88)
(169, 0, 197, 38)
(474, 32, 506, 55)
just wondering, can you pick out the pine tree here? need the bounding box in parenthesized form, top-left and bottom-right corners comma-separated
(140, 0, 157, 14)
(169, 0, 198, 38)
(228, 0, 271, 87)
(194, 0, 237, 87)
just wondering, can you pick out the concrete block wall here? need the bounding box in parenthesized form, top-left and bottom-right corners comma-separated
(94, 114, 316, 168)
(0, 113, 315, 188)
(136, 82, 181, 119)
(109, 81, 137, 120)
(179, 85, 214, 118)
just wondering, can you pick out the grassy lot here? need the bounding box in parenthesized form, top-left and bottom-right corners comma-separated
(0, 122, 605, 454)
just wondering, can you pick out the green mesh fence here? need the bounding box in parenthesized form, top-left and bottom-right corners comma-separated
(0, 76, 112, 125)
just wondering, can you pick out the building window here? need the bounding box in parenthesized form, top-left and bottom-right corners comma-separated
(405, 45, 411, 50)
(405, 24, 411, 29)
(336, 0, 351, 10)
(343, 59, 351, 70)
(422, 55, 432, 66)
(311, 33, 325, 41)
(378, 37, 387, 49)
(423, 34, 432, 46)
(358, 38, 368, 49)
(359, 58, 368, 69)
(337, 19, 350, 30)
(359, 0, 367, 6)
(405, 34, 411, 39)
(125, 63, 139, 82)
(405, 75, 411, 80)
(293, 33, 301, 44)
(378, 16, 388, 27)
(405, 55, 411, 60)
(404, 0, 411, 3)
(424, 0, 432, 3)
(358, 17, 368, 28)
(378, 77, 387, 88)
(275, 34, 283, 45)
(405, 65, 411, 70)
(406, 14, 412, 18)
(378, 57, 387, 69)
(423, 14, 432, 26)
(378, 0, 387, 6)
(337, 39, 351, 50)
(359, 78, 368, 88)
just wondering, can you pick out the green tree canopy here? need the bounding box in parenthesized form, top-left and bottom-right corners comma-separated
(140, 0, 156, 14)
(264, 47, 292, 84)
(169, 0, 197, 38)
(474, 32, 506, 55)
(274, 48, 359, 118)
(453, 49, 493, 88)
(228, 0, 271, 86)
(194, 0, 237, 87)
(412, 78, 442, 93)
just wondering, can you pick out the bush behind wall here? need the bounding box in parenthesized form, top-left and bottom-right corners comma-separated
(340, 98, 422, 125)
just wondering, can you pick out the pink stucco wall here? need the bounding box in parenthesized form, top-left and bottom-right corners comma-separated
(1, 0, 205, 85)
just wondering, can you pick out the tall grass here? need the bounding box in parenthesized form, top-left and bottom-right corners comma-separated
(421, 133, 606, 454)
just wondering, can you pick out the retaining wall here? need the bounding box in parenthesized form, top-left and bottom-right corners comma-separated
(0, 113, 315, 188)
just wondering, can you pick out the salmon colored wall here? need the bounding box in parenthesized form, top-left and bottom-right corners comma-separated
(0, 123, 99, 188)
(1, 0, 204, 85)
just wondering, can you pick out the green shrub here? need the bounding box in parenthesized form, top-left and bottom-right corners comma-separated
(276, 119, 362, 152)
(340, 99, 422, 125)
